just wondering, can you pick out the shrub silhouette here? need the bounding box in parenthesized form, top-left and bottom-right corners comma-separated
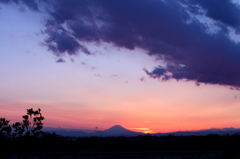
(0, 118, 12, 137)
(0, 108, 45, 137)
(14, 108, 45, 137)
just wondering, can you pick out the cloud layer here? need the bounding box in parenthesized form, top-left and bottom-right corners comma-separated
(1, 0, 240, 88)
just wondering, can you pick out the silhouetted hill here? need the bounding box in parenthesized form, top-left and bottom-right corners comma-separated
(44, 129, 89, 137)
(83, 125, 143, 137)
(103, 125, 143, 136)
(44, 125, 143, 137)
(44, 126, 240, 137)
(156, 127, 240, 136)
(104, 125, 127, 133)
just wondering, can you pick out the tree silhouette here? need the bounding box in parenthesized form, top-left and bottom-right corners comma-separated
(12, 108, 45, 137)
(0, 118, 12, 137)
(12, 121, 24, 137)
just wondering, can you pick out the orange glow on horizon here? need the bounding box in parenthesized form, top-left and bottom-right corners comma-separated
(143, 130, 154, 134)
(129, 128, 149, 131)
(1, 80, 240, 134)
(129, 128, 154, 134)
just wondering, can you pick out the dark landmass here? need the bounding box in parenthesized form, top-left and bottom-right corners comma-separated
(2, 125, 240, 158)
(1, 132, 240, 158)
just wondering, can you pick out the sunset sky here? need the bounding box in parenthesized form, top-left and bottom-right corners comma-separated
(1, 0, 240, 133)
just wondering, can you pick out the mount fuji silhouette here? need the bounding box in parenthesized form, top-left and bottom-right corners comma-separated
(104, 125, 131, 133)
(92, 125, 143, 137)
(44, 125, 143, 137)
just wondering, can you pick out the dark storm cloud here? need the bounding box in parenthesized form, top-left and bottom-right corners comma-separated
(0, 0, 39, 11)
(44, 25, 90, 56)
(190, 0, 240, 27)
(1, 0, 240, 88)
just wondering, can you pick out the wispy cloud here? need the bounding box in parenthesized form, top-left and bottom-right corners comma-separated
(139, 76, 147, 83)
(94, 74, 102, 77)
(56, 58, 65, 63)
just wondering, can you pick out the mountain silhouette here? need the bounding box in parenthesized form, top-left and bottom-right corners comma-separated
(44, 126, 240, 137)
(103, 125, 133, 134)
(155, 128, 240, 136)
(92, 125, 143, 137)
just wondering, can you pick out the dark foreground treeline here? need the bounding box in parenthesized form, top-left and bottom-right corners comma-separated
(1, 133, 240, 159)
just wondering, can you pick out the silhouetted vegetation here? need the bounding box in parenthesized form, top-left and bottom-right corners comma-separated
(0, 108, 45, 158)
(1, 109, 240, 158)
(0, 118, 12, 137)
(0, 108, 44, 138)
(13, 108, 44, 137)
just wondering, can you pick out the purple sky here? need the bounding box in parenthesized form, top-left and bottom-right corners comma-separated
(1, 0, 240, 133)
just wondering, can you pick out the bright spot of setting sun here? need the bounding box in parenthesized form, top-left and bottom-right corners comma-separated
(129, 128, 153, 134)
(143, 130, 154, 134)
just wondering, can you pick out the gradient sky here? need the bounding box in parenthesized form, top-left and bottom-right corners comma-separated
(1, 0, 240, 133)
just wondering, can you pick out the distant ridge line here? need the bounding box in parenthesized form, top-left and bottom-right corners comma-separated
(43, 125, 240, 137)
